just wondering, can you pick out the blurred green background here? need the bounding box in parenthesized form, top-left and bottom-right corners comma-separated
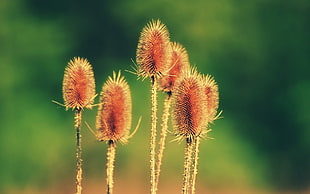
(1, 0, 309, 193)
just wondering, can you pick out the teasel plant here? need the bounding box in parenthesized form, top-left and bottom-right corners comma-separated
(156, 42, 190, 190)
(172, 68, 206, 194)
(135, 19, 171, 194)
(92, 71, 140, 194)
(54, 57, 96, 194)
(172, 67, 221, 194)
(189, 74, 220, 194)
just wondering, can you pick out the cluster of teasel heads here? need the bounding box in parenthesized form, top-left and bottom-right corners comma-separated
(136, 19, 220, 194)
(57, 19, 219, 194)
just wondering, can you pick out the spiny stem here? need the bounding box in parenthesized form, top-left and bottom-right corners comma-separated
(150, 76, 158, 194)
(107, 141, 116, 194)
(182, 138, 193, 194)
(190, 137, 200, 194)
(74, 108, 83, 194)
(155, 93, 172, 190)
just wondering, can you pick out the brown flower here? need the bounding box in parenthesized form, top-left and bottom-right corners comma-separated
(158, 42, 190, 93)
(136, 19, 171, 79)
(202, 75, 219, 123)
(172, 69, 207, 142)
(96, 71, 132, 144)
(62, 57, 96, 110)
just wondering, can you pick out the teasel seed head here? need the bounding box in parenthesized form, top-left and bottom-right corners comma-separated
(96, 71, 132, 144)
(202, 75, 219, 123)
(172, 68, 207, 143)
(136, 19, 171, 80)
(158, 42, 190, 93)
(62, 57, 96, 110)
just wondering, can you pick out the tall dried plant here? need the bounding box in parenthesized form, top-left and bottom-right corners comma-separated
(172, 68, 207, 194)
(136, 19, 171, 194)
(188, 74, 220, 194)
(96, 71, 135, 194)
(156, 42, 190, 190)
(62, 57, 96, 194)
(172, 69, 220, 194)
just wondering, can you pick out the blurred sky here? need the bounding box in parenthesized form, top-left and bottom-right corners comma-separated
(0, 0, 309, 193)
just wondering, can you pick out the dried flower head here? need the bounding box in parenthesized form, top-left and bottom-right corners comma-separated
(136, 19, 171, 79)
(62, 57, 96, 110)
(96, 71, 132, 144)
(159, 42, 190, 93)
(202, 75, 219, 123)
(172, 69, 207, 142)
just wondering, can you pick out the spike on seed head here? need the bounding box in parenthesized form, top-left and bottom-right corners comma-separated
(202, 75, 219, 123)
(172, 68, 207, 142)
(96, 71, 132, 144)
(136, 19, 171, 79)
(62, 57, 96, 110)
(159, 42, 190, 93)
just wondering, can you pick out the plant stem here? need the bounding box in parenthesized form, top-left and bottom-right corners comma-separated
(155, 93, 171, 190)
(182, 138, 193, 194)
(74, 108, 83, 194)
(107, 140, 116, 194)
(190, 137, 200, 194)
(150, 76, 158, 194)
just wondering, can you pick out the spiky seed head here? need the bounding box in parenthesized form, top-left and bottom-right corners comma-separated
(62, 57, 96, 110)
(172, 68, 207, 142)
(96, 71, 132, 144)
(136, 19, 171, 79)
(158, 42, 190, 93)
(202, 75, 219, 123)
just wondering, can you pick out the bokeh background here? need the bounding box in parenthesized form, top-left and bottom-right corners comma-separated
(1, 0, 309, 193)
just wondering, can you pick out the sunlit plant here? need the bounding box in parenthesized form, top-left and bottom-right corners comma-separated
(55, 20, 220, 194)
(61, 57, 96, 194)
